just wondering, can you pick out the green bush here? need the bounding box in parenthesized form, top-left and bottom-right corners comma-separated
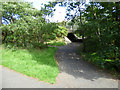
(84, 38, 101, 52)
(1, 17, 54, 48)
(1, 2, 68, 49)
(54, 26, 68, 38)
(1, 17, 68, 48)
(77, 20, 120, 72)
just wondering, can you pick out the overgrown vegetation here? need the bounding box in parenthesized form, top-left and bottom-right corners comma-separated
(80, 2, 120, 73)
(47, 38, 66, 46)
(1, 2, 68, 48)
(64, 2, 120, 73)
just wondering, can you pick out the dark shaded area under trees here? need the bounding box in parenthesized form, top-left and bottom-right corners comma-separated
(67, 33, 83, 42)
(59, 1, 120, 74)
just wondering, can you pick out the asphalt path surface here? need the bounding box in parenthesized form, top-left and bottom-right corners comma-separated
(1, 43, 119, 88)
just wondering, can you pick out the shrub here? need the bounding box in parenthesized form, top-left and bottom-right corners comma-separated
(1, 16, 68, 48)
(54, 26, 68, 38)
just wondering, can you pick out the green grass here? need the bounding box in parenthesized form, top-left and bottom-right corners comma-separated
(46, 38, 66, 46)
(47, 42, 66, 46)
(2, 46, 59, 84)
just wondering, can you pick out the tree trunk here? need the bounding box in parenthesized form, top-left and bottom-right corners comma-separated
(78, 3, 86, 52)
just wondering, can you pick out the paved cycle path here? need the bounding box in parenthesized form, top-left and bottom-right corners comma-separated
(55, 43, 118, 88)
(1, 43, 119, 88)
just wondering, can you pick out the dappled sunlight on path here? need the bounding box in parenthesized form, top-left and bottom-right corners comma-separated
(55, 43, 118, 88)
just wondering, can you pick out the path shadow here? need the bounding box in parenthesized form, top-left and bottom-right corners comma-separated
(55, 43, 116, 81)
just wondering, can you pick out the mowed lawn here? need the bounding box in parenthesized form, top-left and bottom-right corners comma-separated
(2, 47, 59, 84)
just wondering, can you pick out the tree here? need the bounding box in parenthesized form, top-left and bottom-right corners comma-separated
(78, 2, 120, 70)
(54, 1, 120, 70)
(1, 2, 68, 48)
(1, 2, 42, 24)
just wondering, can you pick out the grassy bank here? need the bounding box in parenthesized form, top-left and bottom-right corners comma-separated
(2, 46, 59, 84)
(46, 38, 66, 46)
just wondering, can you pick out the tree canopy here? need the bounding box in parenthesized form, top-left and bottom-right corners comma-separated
(1, 2, 68, 48)
(65, 1, 120, 71)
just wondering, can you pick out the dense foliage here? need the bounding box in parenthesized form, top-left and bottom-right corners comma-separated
(80, 2, 120, 72)
(63, 1, 120, 72)
(1, 2, 68, 48)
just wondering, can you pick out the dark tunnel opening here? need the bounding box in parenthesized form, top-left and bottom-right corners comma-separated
(67, 33, 83, 43)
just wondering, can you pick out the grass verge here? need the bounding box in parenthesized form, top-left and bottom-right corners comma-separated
(46, 38, 66, 46)
(2, 46, 59, 84)
(47, 42, 66, 46)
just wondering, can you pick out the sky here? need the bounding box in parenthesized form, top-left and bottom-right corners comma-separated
(26, 0, 67, 22)
(46, 4, 67, 22)
(26, 0, 90, 22)
(2, 0, 90, 24)
(1, 0, 89, 24)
